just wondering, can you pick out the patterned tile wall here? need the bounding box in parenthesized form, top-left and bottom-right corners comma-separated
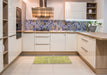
(25, 20, 92, 31)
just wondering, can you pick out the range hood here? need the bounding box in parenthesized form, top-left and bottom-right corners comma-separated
(32, 0, 54, 19)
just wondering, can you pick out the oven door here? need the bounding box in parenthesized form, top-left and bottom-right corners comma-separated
(16, 32, 22, 39)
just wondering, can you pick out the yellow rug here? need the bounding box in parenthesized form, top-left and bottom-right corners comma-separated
(33, 56, 72, 64)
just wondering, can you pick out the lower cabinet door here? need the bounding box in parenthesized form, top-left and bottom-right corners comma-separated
(77, 35, 82, 54)
(0, 40, 3, 72)
(78, 34, 96, 68)
(0, 52, 3, 73)
(23, 33, 35, 51)
(88, 38, 96, 68)
(8, 36, 17, 64)
(16, 38, 22, 55)
(66, 34, 77, 51)
(51, 33, 66, 51)
(35, 45, 50, 51)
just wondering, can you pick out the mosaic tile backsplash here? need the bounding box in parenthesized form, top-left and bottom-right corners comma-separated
(25, 20, 93, 31)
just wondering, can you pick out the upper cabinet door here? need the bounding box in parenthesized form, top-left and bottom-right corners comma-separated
(65, 2, 86, 19)
(8, 0, 16, 36)
(0, 0, 3, 38)
(47, 0, 64, 20)
(51, 33, 66, 51)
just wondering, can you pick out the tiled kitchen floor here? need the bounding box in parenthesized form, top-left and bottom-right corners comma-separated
(2, 56, 96, 75)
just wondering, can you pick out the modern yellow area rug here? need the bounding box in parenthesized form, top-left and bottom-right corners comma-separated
(33, 56, 72, 64)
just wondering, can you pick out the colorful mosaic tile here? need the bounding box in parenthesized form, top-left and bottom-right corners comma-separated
(25, 20, 93, 31)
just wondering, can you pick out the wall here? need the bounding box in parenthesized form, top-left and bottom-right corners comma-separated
(23, 0, 94, 20)
(94, 0, 104, 20)
(66, 0, 94, 2)
(16, 0, 22, 8)
(47, 0, 65, 20)
(23, 0, 65, 20)
(22, 1, 26, 31)
(94, 0, 104, 32)
(23, 0, 39, 20)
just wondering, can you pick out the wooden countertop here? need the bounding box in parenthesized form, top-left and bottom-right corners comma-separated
(23, 31, 76, 33)
(78, 32, 107, 40)
(16, 30, 22, 32)
(23, 31, 107, 40)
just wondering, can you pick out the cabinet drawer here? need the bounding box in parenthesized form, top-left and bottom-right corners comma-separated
(35, 45, 50, 51)
(80, 46, 89, 61)
(80, 35, 90, 49)
(80, 36, 89, 43)
(35, 33, 50, 37)
(35, 37, 50, 44)
(78, 34, 96, 68)
(80, 46, 89, 55)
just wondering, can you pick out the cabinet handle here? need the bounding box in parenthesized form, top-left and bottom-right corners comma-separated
(36, 44, 50, 45)
(9, 34, 16, 37)
(81, 38, 88, 42)
(35, 36, 49, 38)
(81, 47, 88, 52)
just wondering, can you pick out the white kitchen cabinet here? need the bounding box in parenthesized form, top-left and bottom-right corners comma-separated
(35, 37, 50, 44)
(16, 38, 22, 55)
(8, 0, 16, 36)
(78, 35, 82, 55)
(35, 33, 50, 37)
(66, 34, 77, 51)
(35, 45, 50, 51)
(78, 34, 96, 68)
(0, 40, 3, 73)
(0, 22, 2, 38)
(22, 33, 35, 51)
(65, 2, 86, 19)
(8, 36, 17, 63)
(35, 33, 50, 51)
(8, 36, 13, 63)
(51, 33, 66, 51)
(0, 0, 3, 38)
(0, 52, 3, 73)
(87, 37, 96, 68)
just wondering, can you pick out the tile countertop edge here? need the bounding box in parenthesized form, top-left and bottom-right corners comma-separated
(22, 31, 107, 40)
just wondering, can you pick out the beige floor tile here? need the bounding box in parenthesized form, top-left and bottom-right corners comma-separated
(30, 64, 53, 73)
(9, 72, 29, 75)
(2, 63, 17, 75)
(29, 72, 53, 75)
(2, 56, 96, 75)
